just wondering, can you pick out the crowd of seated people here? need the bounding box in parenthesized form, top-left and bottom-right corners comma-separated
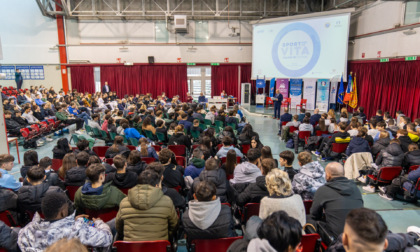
(2, 85, 420, 251)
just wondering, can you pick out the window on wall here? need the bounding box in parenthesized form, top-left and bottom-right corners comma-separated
(155, 21, 169, 42)
(94, 67, 101, 93)
(405, 1, 420, 24)
(187, 67, 211, 100)
(195, 21, 209, 42)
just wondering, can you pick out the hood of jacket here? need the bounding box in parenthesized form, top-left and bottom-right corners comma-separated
(66, 166, 86, 182)
(399, 136, 412, 145)
(376, 137, 390, 147)
(188, 198, 221, 230)
(351, 137, 368, 146)
(385, 143, 404, 156)
(325, 177, 357, 196)
(300, 161, 325, 179)
(239, 162, 260, 175)
(199, 169, 226, 186)
(112, 172, 137, 188)
(18, 183, 51, 205)
(255, 176, 267, 190)
(127, 184, 164, 210)
(79, 182, 113, 209)
(189, 158, 205, 168)
(81, 182, 103, 195)
(247, 238, 277, 252)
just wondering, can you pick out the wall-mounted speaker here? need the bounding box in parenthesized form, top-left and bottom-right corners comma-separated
(148, 56, 154, 64)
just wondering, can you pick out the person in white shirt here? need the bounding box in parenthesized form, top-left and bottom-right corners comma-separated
(328, 118, 340, 133)
(88, 114, 102, 131)
(22, 107, 39, 124)
(298, 117, 313, 135)
(368, 120, 380, 138)
(347, 122, 359, 137)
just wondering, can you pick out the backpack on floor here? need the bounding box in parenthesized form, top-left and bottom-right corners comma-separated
(286, 139, 294, 148)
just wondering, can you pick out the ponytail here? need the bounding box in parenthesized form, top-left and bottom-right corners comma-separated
(139, 138, 148, 157)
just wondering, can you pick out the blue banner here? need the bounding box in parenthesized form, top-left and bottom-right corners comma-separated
(290, 79, 302, 108)
(269, 78, 275, 97)
(16, 66, 31, 80)
(256, 78, 265, 89)
(30, 66, 45, 80)
(316, 79, 330, 112)
(0, 66, 16, 80)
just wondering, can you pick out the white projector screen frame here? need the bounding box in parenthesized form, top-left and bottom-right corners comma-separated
(251, 9, 353, 81)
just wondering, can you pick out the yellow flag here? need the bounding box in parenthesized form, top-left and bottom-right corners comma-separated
(349, 75, 358, 108)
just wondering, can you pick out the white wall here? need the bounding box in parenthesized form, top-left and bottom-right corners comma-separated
(348, 1, 420, 60)
(66, 19, 252, 63)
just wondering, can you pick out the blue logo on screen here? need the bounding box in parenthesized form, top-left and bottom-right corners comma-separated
(272, 22, 321, 77)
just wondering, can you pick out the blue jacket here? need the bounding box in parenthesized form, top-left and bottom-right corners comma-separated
(185, 159, 205, 180)
(137, 146, 159, 160)
(298, 113, 306, 122)
(310, 114, 321, 125)
(237, 110, 244, 119)
(273, 93, 283, 105)
(403, 168, 420, 197)
(35, 99, 45, 106)
(124, 128, 144, 140)
(117, 103, 125, 111)
(198, 96, 206, 103)
(68, 106, 80, 116)
(179, 120, 193, 133)
(0, 168, 21, 191)
(280, 113, 292, 123)
(345, 137, 371, 156)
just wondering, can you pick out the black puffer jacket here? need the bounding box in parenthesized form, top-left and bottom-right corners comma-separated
(371, 137, 390, 157)
(236, 176, 269, 206)
(106, 171, 138, 189)
(23, 172, 64, 189)
(162, 186, 186, 209)
(17, 183, 73, 214)
(404, 149, 420, 169)
(375, 143, 405, 168)
(0, 221, 19, 252)
(126, 161, 147, 175)
(238, 131, 260, 145)
(218, 131, 237, 145)
(65, 166, 87, 186)
(162, 164, 185, 189)
(183, 201, 236, 242)
(0, 189, 17, 212)
(52, 138, 72, 159)
(168, 133, 191, 149)
(105, 145, 131, 158)
(192, 169, 228, 202)
(399, 136, 413, 153)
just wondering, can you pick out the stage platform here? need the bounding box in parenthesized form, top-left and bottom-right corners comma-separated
(241, 105, 317, 117)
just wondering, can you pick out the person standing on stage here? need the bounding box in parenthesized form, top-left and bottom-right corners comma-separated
(15, 69, 23, 90)
(273, 89, 283, 120)
(102, 82, 110, 93)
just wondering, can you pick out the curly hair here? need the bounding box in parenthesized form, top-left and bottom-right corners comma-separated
(266, 169, 293, 197)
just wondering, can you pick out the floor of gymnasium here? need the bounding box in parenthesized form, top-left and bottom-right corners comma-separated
(6, 107, 420, 250)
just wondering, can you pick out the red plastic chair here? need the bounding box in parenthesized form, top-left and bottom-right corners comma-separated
(0, 211, 18, 227)
(241, 144, 250, 156)
(315, 130, 329, 136)
(152, 145, 162, 152)
(301, 233, 321, 252)
(173, 185, 182, 192)
(66, 186, 81, 202)
(175, 156, 186, 168)
(141, 157, 155, 164)
(168, 145, 186, 156)
(127, 145, 136, 151)
(265, 97, 274, 108)
(92, 146, 109, 157)
(220, 156, 241, 164)
(296, 99, 307, 114)
(51, 159, 63, 172)
(331, 143, 349, 154)
(191, 236, 243, 252)
(281, 121, 288, 126)
(217, 144, 223, 150)
(85, 207, 119, 222)
(242, 203, 260, 222)
(367, 166, 403, 185)
(113, 240, 172, 252)
(303, 200, 313, 215)
(192, 144, 199, 150)
(289, 126, 298, 133)
(105, 158, 114, 165)
(281, 97, 291, 110)
(119, 188, 130, 195)
(297, 131, 311, 152)
(409, 165, 420, 173)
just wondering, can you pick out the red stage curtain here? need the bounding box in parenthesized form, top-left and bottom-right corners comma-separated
(100, 65, 187, 101)
(70, 66, 95, 94)
(211, 65, 239, 98)
(349, 61, 420, 120)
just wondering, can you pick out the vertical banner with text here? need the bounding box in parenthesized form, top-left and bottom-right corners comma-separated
(316, 79, 331, 112)
(303, 79, 317, 110)
(276, 78, 289, 98)
(290, 79, 303, 108)
(269, 78, 275, 97)
(329, 79, 338, 110)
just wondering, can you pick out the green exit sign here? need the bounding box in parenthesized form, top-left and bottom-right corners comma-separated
(405, 56, 417, 61)
(187, 63, 196, 65)
(211, 63, 220, 66)
(380, 58, 389, 62)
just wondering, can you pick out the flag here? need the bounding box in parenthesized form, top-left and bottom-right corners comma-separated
(337, 75, 344, 105)
(349, 74, 358, 108)
(343, 74, 353, 104)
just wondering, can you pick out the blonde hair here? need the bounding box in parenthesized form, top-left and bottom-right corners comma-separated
(265, 169, 293, 197)
(45, 238, 88, 252)
(297, 151, 312, 166)
(379, 130, 389, 139)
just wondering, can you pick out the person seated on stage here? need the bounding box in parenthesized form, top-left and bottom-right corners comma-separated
(309, 108, 321, 125)
(56, 105, 84, 134)
(216, 136, 243, 159)
(183, 181, 236, 242)
(106, 155, 138, 189)
(292, 152, 326, 200)
(221, 90, 227, 98)
(191, 119, 203, 134)
(74, 163, 126, 214)
(198, 92, 206, 104)
(297, 108, 306, 122)
(178, 112, 193, 133)
(279, 150, 298, 182)
(407, 123, 420, 143)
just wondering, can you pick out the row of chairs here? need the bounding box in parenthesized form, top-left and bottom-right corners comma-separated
(20, 119, 64, 143)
